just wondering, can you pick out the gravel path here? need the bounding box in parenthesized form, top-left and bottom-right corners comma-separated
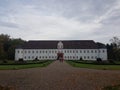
(0, 60, 120, 90)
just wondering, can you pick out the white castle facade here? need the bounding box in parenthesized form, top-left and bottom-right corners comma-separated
(15, 40, 107, 61)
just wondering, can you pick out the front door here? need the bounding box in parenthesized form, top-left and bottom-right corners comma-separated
(57, 53, 64, 61)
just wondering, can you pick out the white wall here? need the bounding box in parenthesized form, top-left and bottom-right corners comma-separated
(15, 49, 23, 61)
(15, 49, 107, 61)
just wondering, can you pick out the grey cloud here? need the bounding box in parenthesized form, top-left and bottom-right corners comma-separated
(0, 21, 19, 28)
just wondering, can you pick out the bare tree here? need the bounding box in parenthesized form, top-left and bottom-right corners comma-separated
(110, 36, 120, 48)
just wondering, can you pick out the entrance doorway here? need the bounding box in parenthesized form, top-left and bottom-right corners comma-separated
(57, 53, 64, 62)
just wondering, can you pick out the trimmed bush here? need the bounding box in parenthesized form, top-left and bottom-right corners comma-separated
(79, 57, 83, 61)
(2, 60, 7, 63)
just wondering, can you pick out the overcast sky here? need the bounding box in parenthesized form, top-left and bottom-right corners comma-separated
(0, 0, 120, 43)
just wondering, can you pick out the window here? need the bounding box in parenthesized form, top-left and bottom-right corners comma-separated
(73, 50, 74, 53)
(24, 51, 27, 53)
(32, 51, 34, 53)
(87, 50, 89, 53)
(76, 50, 78, 53)
(40, 51, 41, 53)
(84, 50, 86, 53)
(84, 56, 86, 59)
(80, 50, 82, 53)
(49, 51, 51, 53)
(103, 50, 105, 53)
(17, 51, 19, 53)
(28, 51, 31, 53)
(65, 50, 66, 53)
(91, 56, 94, 59)
(28, 56, 30, 59)
(68, 56, 69, 59)
(67, 50, 69, 53)
(76, 56, 78, 59)
(95, 56, 97, 59)
(24, 56, 26, 59)
(64, 56, 66, 58)
(36, 51, 38, 53)
(43, 51, 44, 53)
(91, 50, 93, 53)
(70, 50, 71, 53)
(95, 50, 97, 53)
(32, 56, 34, 59)
(21, 51, 23, 53)
(52, 51, 54, 53)
(46, 51, 47, 53)
(39, 56, 41, 59)
(87, 56, 89, 59)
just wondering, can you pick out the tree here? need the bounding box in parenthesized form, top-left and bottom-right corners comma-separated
(110, 36, 120, 48)
(0, 34, 10, 60)
(108, 36, 120, 61)
(7, 38, 25, 60)
(0, 34, 26, 60)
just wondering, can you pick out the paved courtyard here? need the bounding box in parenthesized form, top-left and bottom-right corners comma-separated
(0, 60, 120, 90)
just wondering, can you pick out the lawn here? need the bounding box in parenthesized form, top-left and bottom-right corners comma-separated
(102, 84, 120, 90)
(66, 60, 120, 70)
(0, 60, 53, 70)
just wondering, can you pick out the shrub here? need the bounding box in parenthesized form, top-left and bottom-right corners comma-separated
(96, 58, 102, 62)
(79, 57, 83, 61)
(2, 60, 7, 63)
(18, 58, 24, 62)
(108, 59, 115, 64)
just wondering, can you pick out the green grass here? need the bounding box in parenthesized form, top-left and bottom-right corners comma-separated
(0, 60, 53, 70)
(66, 61, 120, 70)
(102, 84, 120, 90)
